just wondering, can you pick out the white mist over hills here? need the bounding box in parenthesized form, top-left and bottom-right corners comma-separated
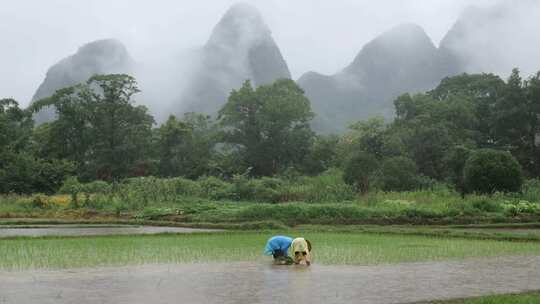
(0, 0, 497, 106)
(3, 0, 540, 130)
(440, 0, 540, 76)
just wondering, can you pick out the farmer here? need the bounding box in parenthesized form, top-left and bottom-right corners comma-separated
(264, 235, 312, 266)
(292, 237, 312, 266)
(264, 235, 293, 264)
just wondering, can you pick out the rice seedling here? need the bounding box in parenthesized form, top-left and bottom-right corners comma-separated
(1, 231, 540, 270)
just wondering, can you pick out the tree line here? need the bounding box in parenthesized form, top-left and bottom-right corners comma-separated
(1, 69, 539, 195)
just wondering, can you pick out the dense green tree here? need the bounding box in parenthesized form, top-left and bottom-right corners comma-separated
(430, 73, 505, 147)
(0, 99, 74, 193)
(0, 98, 33, 151)
(391, 93, 476, 179)
(31, 74, 154, 180)
(219, 79, 314, 176)
(0, 153, 74, 194)
(299, 134, 340, 175)
(89, 75, 154, 179)
(378, 156, 419, 192)
(30, 85, 92, 171)
(343, 152, 379, 193)
(525, 72, 540, 175)
(463, 149, 523, 194)
(345, 117, 387, 159)
(156, 113, 216, 178)
(494, 69, 540, 176)
(156, 115, 191, 177)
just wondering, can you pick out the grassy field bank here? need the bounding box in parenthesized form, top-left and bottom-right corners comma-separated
(2, 231, 540, 270)
(2, 193, 540, 226)
(2, 174, 540, 226)
(435, 292, 540, 303)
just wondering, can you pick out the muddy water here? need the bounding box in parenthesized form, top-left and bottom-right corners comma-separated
(1, 256, 539, 304)
(0, 225, 221, 238)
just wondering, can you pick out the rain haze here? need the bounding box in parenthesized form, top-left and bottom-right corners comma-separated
(1, 0, 520, 108)
(4, 3, 540, 304)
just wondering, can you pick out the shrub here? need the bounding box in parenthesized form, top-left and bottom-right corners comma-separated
(343, 152, 379, 193)
(502, 200, 540, 216)
(378, 157, 419, 191)
(522, 179, 540, 202)
(229, 175, 282, 203)
(81, 180, 111, 194)
(463, 149, 523, 194)
(0, 152, 75, 194)
(58, 176, 82, 208)
(253, 177, 283, 203)
(302, 169, 355, 203)
(170, 177, 202, 197)
(470, 197, 503, 213)
(30, 193, 50, 209)
(198, 176, 233, 200)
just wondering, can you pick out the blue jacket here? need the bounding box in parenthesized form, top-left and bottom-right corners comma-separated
(264, 236, 293, 256)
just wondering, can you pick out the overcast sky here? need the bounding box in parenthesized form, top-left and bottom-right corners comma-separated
(1, 0, 499, 106)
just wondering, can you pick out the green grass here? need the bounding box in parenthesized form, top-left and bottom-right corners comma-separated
(3, 175, 540, 226)
(1, 231, 540, 270)
(3, 192, 540, 226)
(435, 292, 540, 303)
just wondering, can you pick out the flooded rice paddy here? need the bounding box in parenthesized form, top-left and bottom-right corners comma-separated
(0, 256, 539, 304)
(0, 225, 221, 238)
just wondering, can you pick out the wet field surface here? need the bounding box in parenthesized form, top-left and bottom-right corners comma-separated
(0, 256, 539, 304)
(0, 225, 221, 238)
(454, 228, 540, 236)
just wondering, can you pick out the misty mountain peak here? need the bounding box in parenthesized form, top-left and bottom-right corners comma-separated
(378, 23, 431, 43)
(207, 3, 270, 48)
(222, 2, 264, 23)
(33, 39, 133, 101)
(32, 39, 133, 123)
(178, 3, 290, 115)
(346, 23, 436, 75)
(75, 39, 130, 64)
(300, 23, 445, 133)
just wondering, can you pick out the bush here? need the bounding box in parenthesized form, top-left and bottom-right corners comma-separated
(343, 152, 379, 193)
(30, 194, 50, 209)
(81, 180, 112, 194)
(378, 157, 419, 191)
(521, 179, 540, 202)
(229, 175, 282, 203)
(58, 176, 82, 208)
(292, 169, 356, 203)
(470, 197, 503, 213)
(198, 176, 233, 200)
(0, 152, 75, 194)
(170, 177, 202, 197)
(502, 200, 540, 216)
(463, 149, 523, 194)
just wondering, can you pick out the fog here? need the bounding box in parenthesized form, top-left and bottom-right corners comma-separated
(2, 0, 539, 109)
(441, 0, 540, 76)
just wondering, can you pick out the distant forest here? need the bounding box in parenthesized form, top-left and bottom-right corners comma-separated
(1, 68, 539, 195)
